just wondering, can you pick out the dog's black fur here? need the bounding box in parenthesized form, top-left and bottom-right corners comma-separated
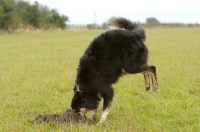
(71, 17, 158, 123)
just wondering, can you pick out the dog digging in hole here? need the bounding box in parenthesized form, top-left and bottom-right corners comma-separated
(71, 17, 158, 124)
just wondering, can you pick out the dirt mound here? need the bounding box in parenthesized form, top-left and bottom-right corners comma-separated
(29, 109, 87, 124)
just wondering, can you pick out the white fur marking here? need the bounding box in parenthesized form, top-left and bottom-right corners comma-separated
(76, 84, 81, 92)
(88, 101, 101, 121)
(79, 108, 91, 116)
(99, 111, 109, 123)
(122, 68, 128, 74)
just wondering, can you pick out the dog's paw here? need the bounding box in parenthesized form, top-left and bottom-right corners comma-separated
(88, 117, 95, 121)
(146, 86, 150, 91)
(153, 85, 158, 91)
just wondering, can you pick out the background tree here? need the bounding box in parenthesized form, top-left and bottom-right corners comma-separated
(0, 0, 69, 31)
(38, 5, 51, 29)
(146, 17, 160, 26)
(48, 9, 69, 29)
(22, 2, 42, 28)
(0, 0, 18, 32)
(15, 1, 29, 20)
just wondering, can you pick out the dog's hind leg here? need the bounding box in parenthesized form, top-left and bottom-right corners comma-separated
(143, 72, 150, 91)
(123, 65, 158, 91)
(143, 66, 158, 91)
(99, 86, 114, 124)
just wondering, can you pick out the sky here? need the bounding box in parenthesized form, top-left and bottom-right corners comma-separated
(27, 0, 200, 25)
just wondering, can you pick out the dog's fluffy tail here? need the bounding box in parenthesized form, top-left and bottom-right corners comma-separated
(109, 17, 145, 41)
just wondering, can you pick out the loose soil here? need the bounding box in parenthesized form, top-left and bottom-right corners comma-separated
(29, 109, 87, 124)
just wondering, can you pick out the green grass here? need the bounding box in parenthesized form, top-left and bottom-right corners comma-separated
(0, 28, 200, 132)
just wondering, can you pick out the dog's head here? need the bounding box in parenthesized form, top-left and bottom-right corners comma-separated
(71, 84, 85, 112)
(71, 84, 101, 113)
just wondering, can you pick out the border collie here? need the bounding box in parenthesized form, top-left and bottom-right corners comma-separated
(71, 17, 158, 123)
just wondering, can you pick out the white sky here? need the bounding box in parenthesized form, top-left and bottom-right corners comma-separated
(27, 0, 200, 25)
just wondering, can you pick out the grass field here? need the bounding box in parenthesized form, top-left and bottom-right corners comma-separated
(0, 28, 200, 132)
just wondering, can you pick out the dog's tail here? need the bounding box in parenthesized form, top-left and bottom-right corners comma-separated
(109, 17, 145, 41)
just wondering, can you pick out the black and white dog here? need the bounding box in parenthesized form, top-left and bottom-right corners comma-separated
(71, 17, 158, 123)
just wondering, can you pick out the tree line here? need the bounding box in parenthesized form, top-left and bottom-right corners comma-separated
(86, 17, 199, 30)
(0, 0, 69, 32)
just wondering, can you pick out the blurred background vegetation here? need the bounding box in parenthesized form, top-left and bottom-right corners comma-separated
(0, 0, 68, 33)
(0, 0, 199, 33)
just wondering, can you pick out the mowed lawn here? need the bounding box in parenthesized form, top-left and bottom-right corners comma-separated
(0, 28, 199, 132)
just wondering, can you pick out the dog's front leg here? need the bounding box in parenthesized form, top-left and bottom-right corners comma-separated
(88, 102, 101, 121)
(79, 108, 89, 116)
(99, 88, 114, 124)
